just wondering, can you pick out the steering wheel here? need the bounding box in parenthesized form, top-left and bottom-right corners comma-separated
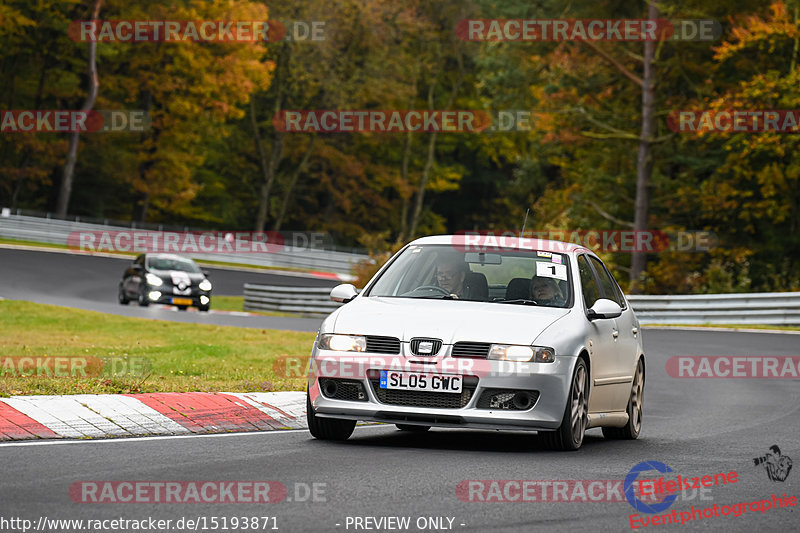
(410, 285, 451, 296)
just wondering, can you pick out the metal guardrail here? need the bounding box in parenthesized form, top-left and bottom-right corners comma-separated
(626, 292, 800, 325)
(0, 213, 367, 276)
(243, 284, 800, 324)
(243, 284, 344, 315)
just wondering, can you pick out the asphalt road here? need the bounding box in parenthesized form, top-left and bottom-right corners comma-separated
(0, 247, 336, 331)
(1, 329, 798, 532)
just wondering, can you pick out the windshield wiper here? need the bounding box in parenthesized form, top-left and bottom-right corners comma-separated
(495, 299, 539, 306)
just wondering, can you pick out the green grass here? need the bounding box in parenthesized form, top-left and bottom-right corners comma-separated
(211, 295, 296, 317)
(0, 300, 315, 396)
(644, 323, 800, 331)
(0, 237, 91, 252)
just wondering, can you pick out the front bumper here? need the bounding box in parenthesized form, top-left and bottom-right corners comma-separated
(308, 348, 576, 431)
(147, 287, 211, 307)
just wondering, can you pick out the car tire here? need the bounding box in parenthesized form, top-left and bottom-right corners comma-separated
(177, 305, 188, 311)
(199, 305, 210, 312)
(540, 357, 588, 451)
(603, 357, 644, 440)
(137, 289, 149, 307)
(118, 286, 129, 305)
(395, 424, 431, 432)
(306, 394, 355, 441)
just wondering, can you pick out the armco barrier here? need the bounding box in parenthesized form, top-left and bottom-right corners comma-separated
(0, 213, 365, 276)
(626, 292, 800, 325)
(243, 284, 344, 316)
(244, 284, 800, 324)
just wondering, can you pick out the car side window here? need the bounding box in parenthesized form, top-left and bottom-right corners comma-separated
(577, 255, 601, 309)
(607, 267, 628, 309)
(588, 256, 625, 308)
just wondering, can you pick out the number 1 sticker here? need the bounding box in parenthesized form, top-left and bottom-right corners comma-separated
(536, 261, 567, 280)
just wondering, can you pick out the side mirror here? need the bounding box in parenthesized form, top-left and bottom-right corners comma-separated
(587, 298, 622, 320)
(132, 264, 143, 271)
(330, 283, 358, 303)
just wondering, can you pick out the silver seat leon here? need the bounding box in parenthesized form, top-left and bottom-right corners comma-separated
(306, 235, 645, 451)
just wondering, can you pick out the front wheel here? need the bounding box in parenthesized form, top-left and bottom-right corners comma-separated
(137, 289, 149, 307)
(603, 357, 644, 440)
(540, 357, 588, 451)
(307, 394, 355, 441)
(118, 286, 129, 305)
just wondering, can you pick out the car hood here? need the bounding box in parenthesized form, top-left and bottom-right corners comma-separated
(149, 270, 206, 283)
(331, 297, 569, 345)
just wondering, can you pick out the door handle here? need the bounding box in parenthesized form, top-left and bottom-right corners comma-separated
(632, 327, 638, 335)
(612, 329, 619, 339)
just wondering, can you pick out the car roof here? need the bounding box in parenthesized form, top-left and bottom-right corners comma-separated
(408, 234, 591, 255)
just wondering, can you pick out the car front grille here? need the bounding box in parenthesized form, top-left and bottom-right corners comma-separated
(451, 342, 492, 358)
(410, 338, 443, 356)
(368, 377, 478, 409)
(365, 335, 401, 354)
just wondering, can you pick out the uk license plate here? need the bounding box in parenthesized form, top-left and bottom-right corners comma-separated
(379, 371, 462, 393)
(171, 298, 193, 306)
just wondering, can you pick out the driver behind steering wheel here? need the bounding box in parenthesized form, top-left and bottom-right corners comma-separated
(435, 258, 472, 299)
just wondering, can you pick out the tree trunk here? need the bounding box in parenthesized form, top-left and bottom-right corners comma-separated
(395, 129, 415, 243)
(254, 46, 289, 232)
(407, 122, 437, 239)
(407, 53, 464, 239)
(252, 97, 284, 232)
(133, 90, 153, 223)
(629, 1, 658, 293)
(11, 59, 50, 208)
(56, 0, 102, 218)
(272, 135, 316, 231)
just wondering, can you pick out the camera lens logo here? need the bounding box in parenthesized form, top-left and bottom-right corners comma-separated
(624, 460, 678, 513)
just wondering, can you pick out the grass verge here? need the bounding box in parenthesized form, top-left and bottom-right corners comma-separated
(0, 300, 314, 396)
(210, 295, 296, 317)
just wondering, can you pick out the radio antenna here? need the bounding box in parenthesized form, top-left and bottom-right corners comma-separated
(520, 208, 530, 237)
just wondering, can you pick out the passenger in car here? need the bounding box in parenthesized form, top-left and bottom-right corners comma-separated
(530, 276, 565, 306)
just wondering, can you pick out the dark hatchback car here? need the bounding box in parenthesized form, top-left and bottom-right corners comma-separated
(119, 253, 212, 311)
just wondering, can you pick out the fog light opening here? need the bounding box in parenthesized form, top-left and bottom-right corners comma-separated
(322, 380, 338, 397)
(148, 291, 161, 301)
(512, 392, 534, 410)
(199, 295, 210, 305)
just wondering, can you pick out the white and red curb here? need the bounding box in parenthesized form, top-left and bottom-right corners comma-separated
(0, 391, 307, 441)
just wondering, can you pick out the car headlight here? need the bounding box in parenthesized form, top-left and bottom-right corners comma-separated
(198, 279, 212, 291)
(145, 273, 163, 287)
(488, 344, 555, 363)
(317, 334, 366, 352)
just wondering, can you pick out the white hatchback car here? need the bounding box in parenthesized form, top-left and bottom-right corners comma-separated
(306, 235, 645, 450)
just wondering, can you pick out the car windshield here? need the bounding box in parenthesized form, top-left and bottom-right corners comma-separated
(366, 244, 572, 308)
(147, 256, 201, 273)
